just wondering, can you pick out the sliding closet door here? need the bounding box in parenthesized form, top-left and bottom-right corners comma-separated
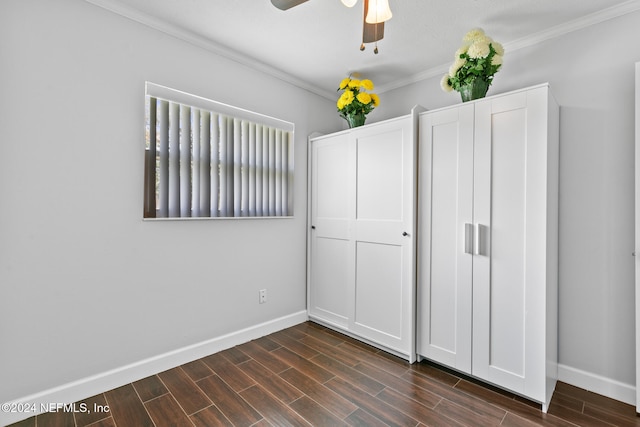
(349, 118, 416, 360)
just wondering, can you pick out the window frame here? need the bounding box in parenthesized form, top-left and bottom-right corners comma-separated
(143, 82, 295, 220)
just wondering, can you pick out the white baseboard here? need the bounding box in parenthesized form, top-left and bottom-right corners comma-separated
(1, 311, 308, 426)
(557, 363, 635, 406)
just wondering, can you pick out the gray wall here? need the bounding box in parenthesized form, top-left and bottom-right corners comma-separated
(379, 11, 638, 399)
(0, 0, 339, 405)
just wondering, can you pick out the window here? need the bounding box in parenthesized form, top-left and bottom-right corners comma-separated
(144, 83, 294, 219)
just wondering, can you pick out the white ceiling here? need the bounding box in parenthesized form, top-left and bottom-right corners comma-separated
(87, 0, 640, 99)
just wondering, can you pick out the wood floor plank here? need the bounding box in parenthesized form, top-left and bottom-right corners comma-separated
(376, 387, 465, 427)
(286, 322, 318, 336)
(326, 377, 420, 427)
(273, 347, 336, 383)
(433, 396, 504, 426)
(555, 382, 636, 416)
(190, 406, 233, 427)
(34, 409, 75, 427)
(289, 395, 349, 427)
(337, 340, 410, 377)
(82, 417, 116, 427)
(310, 353, 385, 395)
(239, 385, 311, 427)
(180, 359, 214, 382)
(157, 367, 212, 415)
(409, 361, 462, 387)
(583, 402, 640, 427)
(254, 336, 281, 352)
(547, 390, 584, 413)
(279, 367, 359, 419)
(238, 359, 304, 404)
(202, 352, 256, 392)
(323, 327, 385, 353)
(252, 420, 273, 427)
(299, 334, 361, 367)
(454, 378, 576, 427)
(104, 384, 154, 427)
(499, 406, 577, 427)
(354, 361, 441, 409)
(237, 339, 292, 374)
(144, 394, 193, 427)
(269, 330, 321, 359)
(196, 374, 263, 426)
(501, 412, 556, 427)
(133, 374, 168, 402)
(220, 345, 252, 365)
(344, 408, 389, 427)
(73, 393, 111, 427)
(279, 324, 310, 340)
(454, 375, 519, 401)
(547, 401, 617, 427)
(298, 323, 347, 347)
(7, 417, 35, 427)
(403, 370, 510, 422)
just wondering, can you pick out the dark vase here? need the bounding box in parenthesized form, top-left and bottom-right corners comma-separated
(345, 113, 366, 128)
(459, 78, 490, 102)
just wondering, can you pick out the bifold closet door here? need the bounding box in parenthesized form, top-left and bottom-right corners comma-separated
(309, 133, 354, 328)
(349, 120, 416, 359)
(417, 104, 474, 372)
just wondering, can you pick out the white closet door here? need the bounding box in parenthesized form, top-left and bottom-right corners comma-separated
(417, 105, 474, 372)
(309, 134, 355, 328)
(349, 118, 415, 359)
(472, 87, 550, 400)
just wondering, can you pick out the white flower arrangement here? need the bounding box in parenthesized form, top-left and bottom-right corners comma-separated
(441, 28, 504, 94)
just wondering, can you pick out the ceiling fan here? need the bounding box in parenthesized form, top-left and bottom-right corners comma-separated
(270, 0, 393, 53)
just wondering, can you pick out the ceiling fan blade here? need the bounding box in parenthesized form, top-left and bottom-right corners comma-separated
(363, 21, 384, 43)
(271, 0, 309, 10)
(363, 0, 384, 43)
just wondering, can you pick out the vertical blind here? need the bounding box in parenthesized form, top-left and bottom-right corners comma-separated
(144, 83, 294, 219)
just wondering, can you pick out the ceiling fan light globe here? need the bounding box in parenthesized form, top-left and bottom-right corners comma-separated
(365, 0, 392, 23)
(341, 0, 358, 7)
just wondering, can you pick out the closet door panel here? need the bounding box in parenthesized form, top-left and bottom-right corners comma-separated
(350, 119, 415, 357)
(311, 238, 350, 326)
(417, 105, 474, 372)
(356, 129, 404, 222)
(473, 91, 531, 393)
(309, 134, 353, 327)
(488, 105, 527, 381)
(354, 241, 404, 338)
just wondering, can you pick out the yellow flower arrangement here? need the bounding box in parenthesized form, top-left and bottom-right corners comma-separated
(337, 76, 379, 128)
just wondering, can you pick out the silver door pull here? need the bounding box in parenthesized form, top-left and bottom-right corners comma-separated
(464, 223, 474, 254)
(475, 224, 488, 256)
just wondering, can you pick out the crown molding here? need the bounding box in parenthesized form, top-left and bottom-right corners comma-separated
(376, 0, 640, 94)
(84, 0, 336, 100)
(86, 0, 640, 98)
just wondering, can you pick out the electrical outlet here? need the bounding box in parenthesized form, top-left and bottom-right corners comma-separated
(259, 289, 267, 304)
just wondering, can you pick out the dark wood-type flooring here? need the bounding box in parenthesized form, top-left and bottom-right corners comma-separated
(8, 321, 639, 426)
